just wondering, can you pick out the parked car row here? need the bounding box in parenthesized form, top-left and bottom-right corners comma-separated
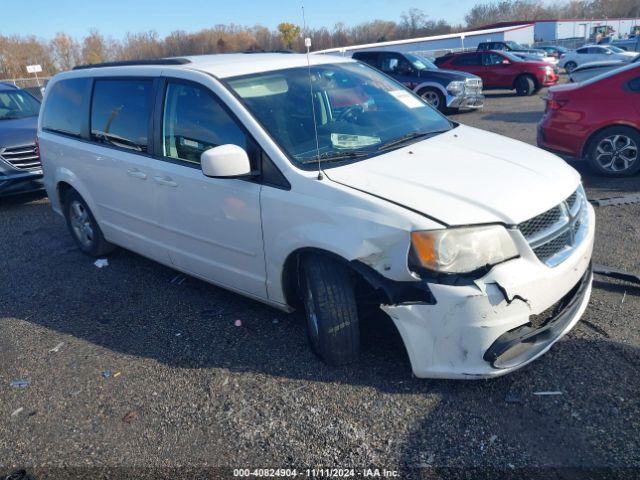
(434, 50, 559, 96)
(351, 51, 484, 113)
(559, 44, 638, 72)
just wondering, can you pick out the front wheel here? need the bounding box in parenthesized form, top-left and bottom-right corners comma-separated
(585, 127, 640, 177)
(515, 75, 536, 96)
(418, 87, 446, 113)
(301, 254, 360, 366)
(564, 61, 577, 73)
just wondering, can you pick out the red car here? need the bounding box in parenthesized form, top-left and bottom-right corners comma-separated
(538, 63, 640, 177)
(434, 50, 559, 96)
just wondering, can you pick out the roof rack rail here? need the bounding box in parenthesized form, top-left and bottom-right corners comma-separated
(73, 58, 191, 70)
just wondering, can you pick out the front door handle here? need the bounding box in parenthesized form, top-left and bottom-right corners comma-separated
(153, 175, 178, 187)
(127, 169, 147, 180)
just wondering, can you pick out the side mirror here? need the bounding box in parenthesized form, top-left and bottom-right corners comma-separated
(200, 144, 253, 178)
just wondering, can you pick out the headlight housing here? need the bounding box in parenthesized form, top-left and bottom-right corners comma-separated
(446, 81, 465, 94)
(410, 226, 519, 275)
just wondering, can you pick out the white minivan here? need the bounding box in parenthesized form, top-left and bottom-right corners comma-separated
(39, 54, 595, 379)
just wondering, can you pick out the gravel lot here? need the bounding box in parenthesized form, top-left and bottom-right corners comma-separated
(1, 84, 639, 479)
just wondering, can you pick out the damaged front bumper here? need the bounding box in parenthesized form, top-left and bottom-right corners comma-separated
(382, 204, 595, 379)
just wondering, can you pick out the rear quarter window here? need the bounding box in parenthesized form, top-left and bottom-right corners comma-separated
(42, 78, 90, 137)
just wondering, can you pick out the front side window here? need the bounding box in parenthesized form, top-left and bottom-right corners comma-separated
(42, 78, 89, 136)
(483, 53, 504, 66)
(0, 90, 40, 121)
(577, 48, 589, 54)
(162, 82, 249, 164)
(227, 62, 451, 166)
(90, 79, 153, 152)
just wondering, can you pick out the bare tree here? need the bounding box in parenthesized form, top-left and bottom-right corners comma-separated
(50, 32, 80, 70)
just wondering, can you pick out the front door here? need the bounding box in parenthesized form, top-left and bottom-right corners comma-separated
(482, 53, 512, 88)
(153, 76, 267, 298)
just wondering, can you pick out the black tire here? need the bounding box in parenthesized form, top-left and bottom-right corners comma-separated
(63, 189, 115, 257)
(585, 126, 640, 177)
(301, 254, 360, 366)
(564, 61, 577, 73)
(515, 75, 536, 96)
(418, 87, 447, 113)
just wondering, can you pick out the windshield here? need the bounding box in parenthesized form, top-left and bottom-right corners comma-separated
(227, 62, 452, 166)
(0, 89, 40, 120)
(505, 41, 523, 50)
(405, 53, 438, 71)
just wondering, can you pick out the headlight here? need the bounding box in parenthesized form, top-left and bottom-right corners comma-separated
(410, 226, 519, 275)
(446, 81, 465, 94)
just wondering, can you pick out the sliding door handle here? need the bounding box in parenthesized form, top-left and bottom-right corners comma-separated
(127, 169, 147, 180)
(153, 175, 178, 187)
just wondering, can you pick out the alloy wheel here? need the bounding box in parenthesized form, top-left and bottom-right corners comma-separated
(69, 200, 95, 248)
(595, 134, 638, 173)
(421, 90, 440, 108)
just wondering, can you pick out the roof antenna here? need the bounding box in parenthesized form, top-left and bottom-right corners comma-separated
(302, 4, 323, 180)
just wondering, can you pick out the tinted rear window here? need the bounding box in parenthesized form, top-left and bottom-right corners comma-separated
(42, 78, 89, 137)
(90, 79, 153, 152)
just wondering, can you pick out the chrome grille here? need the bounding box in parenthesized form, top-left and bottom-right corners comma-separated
(518, 187, 588, 267)
(0, 144, 40, 170)
(465, 78, 483, 92)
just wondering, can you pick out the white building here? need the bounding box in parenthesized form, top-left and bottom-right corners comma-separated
(314, 24, 535, 57)
(471, 18, 640, 43)
(533, 18, 640, 42)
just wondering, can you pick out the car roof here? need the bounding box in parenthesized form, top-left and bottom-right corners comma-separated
(67, 53, 355, 79)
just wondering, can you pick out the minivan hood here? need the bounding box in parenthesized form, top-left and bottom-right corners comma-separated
(324, 125, 580, 226)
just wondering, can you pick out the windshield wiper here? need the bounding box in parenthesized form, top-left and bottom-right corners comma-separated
(377, 130, 446, 151)
(300, 150, 370, 164)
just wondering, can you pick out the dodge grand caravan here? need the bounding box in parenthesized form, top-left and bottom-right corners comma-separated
(39, 54, 595, 379)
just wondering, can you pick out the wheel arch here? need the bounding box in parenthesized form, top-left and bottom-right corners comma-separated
(281, 247, 434, 311)
(513, 73, 538, 90)
(580, 123, 640, 159)
(414, 82, 448, 98)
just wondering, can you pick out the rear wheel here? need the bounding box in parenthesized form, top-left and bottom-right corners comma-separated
(63, 190, 115, 257)
(301, 254, 360, 366)
(585, 126, 640, 177)
(564, 61, 577, 73)
(515, 75, 536, 96)
(418, 87, 446, 113)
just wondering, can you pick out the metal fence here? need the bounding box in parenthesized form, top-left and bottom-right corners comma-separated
(0, 77, 50, 100)
(1, 77, 51, 89)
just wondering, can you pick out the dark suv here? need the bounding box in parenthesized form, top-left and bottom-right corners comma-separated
(477, 41, 547, 57)
(0, 82, 42, 197)
(352, 51, 484, 113)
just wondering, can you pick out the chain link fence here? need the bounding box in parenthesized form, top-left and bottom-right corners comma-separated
(0, 77, 50, 99)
